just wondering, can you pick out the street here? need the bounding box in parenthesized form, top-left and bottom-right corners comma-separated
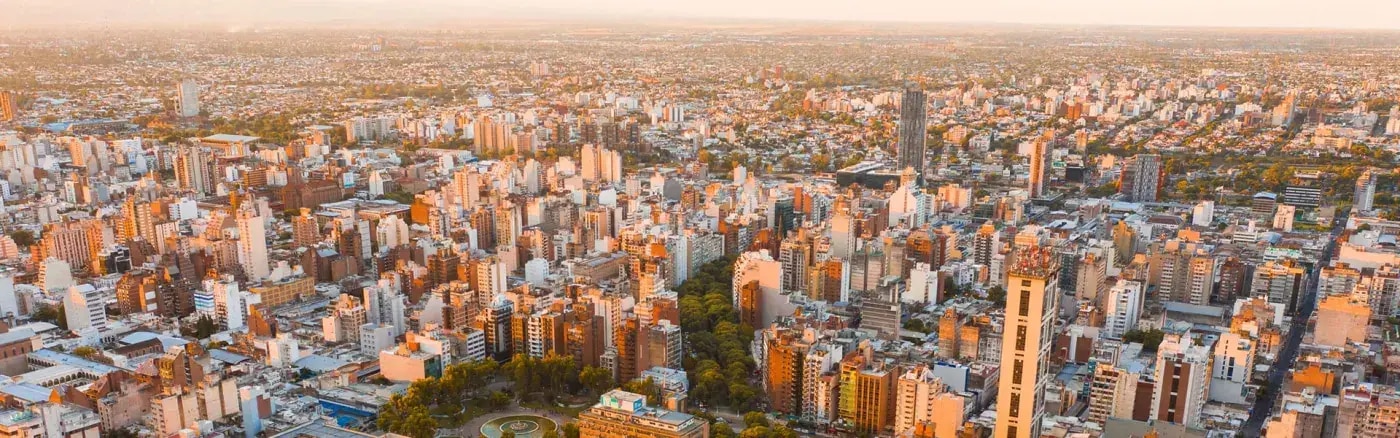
(1239, 210, 1347, 437)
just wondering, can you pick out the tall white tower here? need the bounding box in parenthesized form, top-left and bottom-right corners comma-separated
(177, 79, 201, 118)
(236, 204, 270, 281)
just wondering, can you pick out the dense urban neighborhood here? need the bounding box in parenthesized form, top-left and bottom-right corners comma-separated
(0, 14, 1398, 438)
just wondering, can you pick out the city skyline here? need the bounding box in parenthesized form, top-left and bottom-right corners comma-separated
(0, 4, 1397, 438)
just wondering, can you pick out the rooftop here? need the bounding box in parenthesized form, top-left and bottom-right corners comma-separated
(202, 133, 262, 143)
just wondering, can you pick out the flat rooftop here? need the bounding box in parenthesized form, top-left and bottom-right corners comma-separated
(203, 134, 262, 143)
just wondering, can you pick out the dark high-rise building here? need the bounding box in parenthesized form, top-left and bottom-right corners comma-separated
(897, 89, 927, 180)
(1118, 154, 1163, 202)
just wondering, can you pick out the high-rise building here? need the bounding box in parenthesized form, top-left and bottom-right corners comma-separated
(1028, 136, 1051, 198)
(643, 320, 684, 371)
(779, 231, 813, 294)
(973, 222, 998, 267)
(1118, 154, 1162, 202)
(118, 196, 157, 247)
(1149, 239, 1216, 306)
(894, 365, 964, 438)
(838, 342, 896, 434)
(1151, 333, 1214, 428)
(614, 317, 642, 384)
(364, 278, 407, 337)
(174, 146, 212, 196)
(1075, 253, 1107, 304)
(764, 328, 810, 417)
(994, 245, 1060, 438)
(897, 89, 927, 180)
(1192, 200, 1215, 227)
(65, 284, 107, 334)
(236, 205, 270, 281)
(1315, 295, 1371, 348)
(1337, 384, 1400, 437)
(1252, 192, 1279, 220)
(322, 294, 367, 344)
(1088, 360, 1145, 425)
(1252, 258, 1307, 315)
(0, 90, 16, 122)
(1209, 331, 1255, 405)
(345, 116, 394, 143)
(292, 208, 321, 248)
(938, 308, 961, 359)
(204, 275, 258, 331)
(1355, 168, 1377, 212)
(177, 79, 200, 117)
(578, 390, 709, 438)
(732, 250, 784, 328)
(802, 343, 843, 424)
(477, 297, 513, 361)
(1104, 279, 1145, 339)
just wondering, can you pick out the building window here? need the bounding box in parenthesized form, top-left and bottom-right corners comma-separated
(1012, 359, 1024, 384)
(1009, 393, 1020, 417)
(1019, 290, 1031, 317)
(1016, 325, 1027, 351)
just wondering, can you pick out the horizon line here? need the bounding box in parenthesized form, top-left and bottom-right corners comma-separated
(7, 15, 1400, 34)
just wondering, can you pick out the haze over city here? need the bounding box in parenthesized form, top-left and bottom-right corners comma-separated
(8, 0, 1400, 29)
(1, 2, 1399, 438)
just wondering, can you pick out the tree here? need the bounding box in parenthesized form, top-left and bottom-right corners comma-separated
(542, 430, 559, 438)
(739, 426, 772, 438)
(399, 411, 437, 438)
(72, 346, 101, 360)
(1123, 329, 1166, 351)
(9, 230, 34, 248)
(579, 366, 614, 396)
(102, 427, 141, 438)
(622, 378, 661, 406)
(729, 383, 757, 411)
(193, 315, 218, 339)
(986, 286, 1007, 306)
(712, 422, 737, 438)
(561, 423, 580, 438)
(501, 431, 516, 438)
(743, 412, 769, 428)
(33, 303, 61, 324)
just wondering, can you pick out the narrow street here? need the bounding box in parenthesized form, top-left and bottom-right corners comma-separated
(1239, 210, 1347, 437)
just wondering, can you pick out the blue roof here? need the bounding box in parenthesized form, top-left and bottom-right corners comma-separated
(28, 349, 122, 375)
(295, 355, 348, 372)
(210, 349, 251, 365)
(118, 332, 190, 350)
(0, 383, 53, 403)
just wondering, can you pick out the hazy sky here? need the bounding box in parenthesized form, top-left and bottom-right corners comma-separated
(9, 0, 1400, 29)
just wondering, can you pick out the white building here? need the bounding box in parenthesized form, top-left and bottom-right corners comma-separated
(902, 262, 939, 305)
(359, 323, 396, 356)
(64, 284, 105, 335)
(265, 333, 300, 367)
(894, 365, 964, 438)
(524, 258, 549, 287)
(364, 279, 407, 337)
(1273, 204, 1296, 232)
(1209, 331, 1255, 405)
(1104, 279, 1145, 339)
(375, 216, 410, 251)
(1151, 334, 1214, 427)
(732, 250, 790, 328)
(1192, 200, 1215, 227)
(177, 79, 200, 118)
(236, 207, 270, 281)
